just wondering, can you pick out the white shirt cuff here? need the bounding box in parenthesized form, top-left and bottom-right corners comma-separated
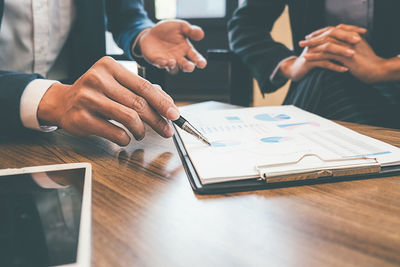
(20, 79, 59, 132)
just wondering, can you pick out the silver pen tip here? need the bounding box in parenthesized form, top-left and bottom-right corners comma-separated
(181, 121, 212, 146)
(200, 135, 212, 146)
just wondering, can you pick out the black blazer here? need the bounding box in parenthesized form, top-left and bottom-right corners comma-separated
(0, 0, 154, 135)
(228, 0, 400, 94)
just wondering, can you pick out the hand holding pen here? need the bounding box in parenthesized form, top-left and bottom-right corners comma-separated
(173, 116, 211, 146)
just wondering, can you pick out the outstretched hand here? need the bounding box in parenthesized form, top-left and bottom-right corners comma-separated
(138, 20, 207, 74)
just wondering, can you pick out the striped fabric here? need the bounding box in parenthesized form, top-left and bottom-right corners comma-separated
(284, 69, 400, 129)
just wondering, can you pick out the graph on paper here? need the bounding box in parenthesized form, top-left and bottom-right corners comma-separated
(176, 105, 400, 184)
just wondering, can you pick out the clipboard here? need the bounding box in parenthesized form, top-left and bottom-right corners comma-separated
(172, 102, 400, 194)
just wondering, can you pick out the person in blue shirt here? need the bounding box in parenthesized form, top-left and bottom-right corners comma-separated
(0, 0, 207, 145)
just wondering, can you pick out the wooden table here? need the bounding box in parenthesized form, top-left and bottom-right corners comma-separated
(1, 102, 400, 267)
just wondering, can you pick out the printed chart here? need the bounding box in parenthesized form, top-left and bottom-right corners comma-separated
(278, 122, 320, 130)
(210, 140, 242, 148)
(254, 113, 291, 122)
(260, 136, 291, 143)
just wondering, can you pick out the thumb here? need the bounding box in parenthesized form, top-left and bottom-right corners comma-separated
(180, 21, 205, 41)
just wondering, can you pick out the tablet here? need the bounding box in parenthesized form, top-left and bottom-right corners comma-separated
(0, 163, 92, 267)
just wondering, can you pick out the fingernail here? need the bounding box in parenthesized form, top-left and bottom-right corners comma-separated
(198, 59, 207, 68)
(347, 49, 355, 56)
(352, 36, 361, 42)
(341, 67, 349, 72)
(166, 107, 180, 120)
(164, 124, 174, 137)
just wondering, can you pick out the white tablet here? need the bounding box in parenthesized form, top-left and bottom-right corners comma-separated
(0, 163, 92, 267)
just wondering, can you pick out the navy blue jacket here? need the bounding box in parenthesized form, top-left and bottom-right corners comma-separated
(0, 0, 154, 135)
(228, 0, 400, 94)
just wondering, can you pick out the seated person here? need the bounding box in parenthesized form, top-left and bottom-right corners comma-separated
(228, 0, 400, 129)
(0, 0, 207, 146)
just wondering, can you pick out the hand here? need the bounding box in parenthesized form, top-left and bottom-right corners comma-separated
(138, 20, 207, 74)
(329, 38, 387, 84)
(299, 24, 390, 83)
(279, 48, 349, 82)
(280, 24, 367, 81)
(37, 56, 180, 146)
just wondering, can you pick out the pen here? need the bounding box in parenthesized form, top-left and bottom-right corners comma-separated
(173, 116, 211, 146)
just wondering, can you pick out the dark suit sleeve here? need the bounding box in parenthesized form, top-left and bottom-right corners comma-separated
(0, 71, 43, 136)
(228, 0, 295, 94)
(105, 0, 154, 61)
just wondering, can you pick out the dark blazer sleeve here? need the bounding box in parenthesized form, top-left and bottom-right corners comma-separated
(0, 71, 43, 136)
(105, 0, 154, 61)
(228, 0, 295, 94)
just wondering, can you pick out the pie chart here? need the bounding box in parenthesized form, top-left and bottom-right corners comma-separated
(254, 113, 291, 122)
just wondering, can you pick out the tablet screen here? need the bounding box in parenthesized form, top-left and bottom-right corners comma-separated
(0, 168, 86, 267)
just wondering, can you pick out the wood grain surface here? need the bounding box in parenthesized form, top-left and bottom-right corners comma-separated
(0, 103, 400, 267)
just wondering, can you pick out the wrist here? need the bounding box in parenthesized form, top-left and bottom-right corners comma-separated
(379, 57, 400, 82)
(132, 28, 152, 58)
(279, 57, 297, 79)
(37, 83, 70, 127)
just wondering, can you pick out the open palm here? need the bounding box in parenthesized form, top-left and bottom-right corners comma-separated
(139, 20, 207, 74)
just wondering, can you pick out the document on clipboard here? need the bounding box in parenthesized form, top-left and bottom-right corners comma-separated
(174, 104, 400, 187)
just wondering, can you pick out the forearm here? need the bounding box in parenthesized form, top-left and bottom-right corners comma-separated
(380, 56, 400, 82)
(278, 57, 298, 80)
(228, 0, 295, 93)
(105, 0, 154, 60)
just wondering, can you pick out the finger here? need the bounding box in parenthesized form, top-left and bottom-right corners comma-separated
(142, 105, 174, 138)
(87, 93, 146, 140)
(153, 58, 169, 69)
(310, 60, 348, 73)
(103, 80, 174, 138)
(305, 35, 351, 47)
(165, 66, 179, 75)
(82, 113, 131, 146)
(180, 20, 205, 41)
(186, 47, 207, 69)
(111, 61, 180, 121)
(153, 84, 174, 103)
(177, 57, 196, 73)
(300, 29, 361, 48)
(167, 59, 177, 69)
(165, 59, 179, 74)
(336, 24, 367, 34)
(304, 52, 345, 62)
(306, 25, 366, 40)
(306, 26, 334, 40)
(308, 42, 355, 58)
(164, 59, 179, 74)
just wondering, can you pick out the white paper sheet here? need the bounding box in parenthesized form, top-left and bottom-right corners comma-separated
(176, 105, 400, 184)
